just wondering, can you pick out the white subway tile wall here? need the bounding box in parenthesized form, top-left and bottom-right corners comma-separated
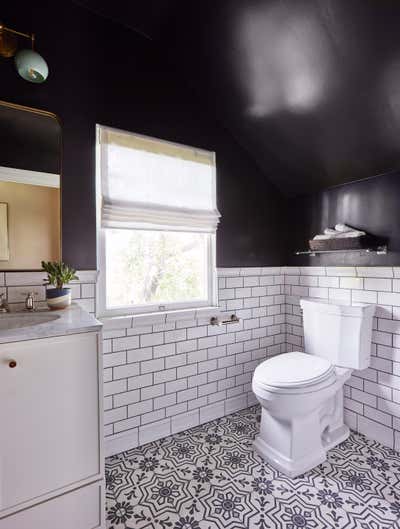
(0, 270, 97, 313)
(5, 266, 400, 454)
(102, 267, 286, 455)
(284, 266, 400, 452)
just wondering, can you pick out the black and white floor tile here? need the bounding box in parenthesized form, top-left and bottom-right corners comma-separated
(105, 406, 400, 529)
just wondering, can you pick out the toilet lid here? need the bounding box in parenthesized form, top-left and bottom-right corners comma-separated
(254, 351, 334, 388)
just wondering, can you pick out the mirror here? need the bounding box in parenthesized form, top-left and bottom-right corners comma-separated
(0, 100, 61, 270)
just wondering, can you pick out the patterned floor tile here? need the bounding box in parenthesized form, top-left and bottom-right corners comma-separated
(105, 406, 400, 529)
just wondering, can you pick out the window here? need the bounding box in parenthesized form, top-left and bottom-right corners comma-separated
(96, 125, 220, 317)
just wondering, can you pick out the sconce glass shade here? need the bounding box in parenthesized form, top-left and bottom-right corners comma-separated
(14, 49, 48, 83)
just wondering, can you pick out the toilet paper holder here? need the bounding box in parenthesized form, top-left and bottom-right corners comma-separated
(210, 314, 240, 326)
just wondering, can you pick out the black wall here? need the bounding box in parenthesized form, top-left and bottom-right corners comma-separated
(3, 1, 400, 270)
(288, 171, 400, 266)
(0, 1, 286, 270)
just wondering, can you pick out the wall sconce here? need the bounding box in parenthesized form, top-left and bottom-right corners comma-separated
(0, 22, 48, 83)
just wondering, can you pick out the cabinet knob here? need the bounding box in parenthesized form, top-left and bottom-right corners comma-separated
(9, 360, 17, 368)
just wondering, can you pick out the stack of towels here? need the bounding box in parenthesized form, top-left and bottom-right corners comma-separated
(313, 223, 366, 241)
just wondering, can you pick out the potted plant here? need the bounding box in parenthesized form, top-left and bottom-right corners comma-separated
(41, 261, 79, 310)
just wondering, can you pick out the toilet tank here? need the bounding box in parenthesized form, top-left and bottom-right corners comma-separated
(300, 298, 376, 370)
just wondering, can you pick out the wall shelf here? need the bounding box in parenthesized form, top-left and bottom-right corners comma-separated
(295, 245, 388, 257)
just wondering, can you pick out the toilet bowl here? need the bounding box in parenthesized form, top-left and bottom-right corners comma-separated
(253, 351, 351, 477)
(252, 298, 375, 477)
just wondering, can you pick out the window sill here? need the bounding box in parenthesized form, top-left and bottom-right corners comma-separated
(99, 306, 221, 331)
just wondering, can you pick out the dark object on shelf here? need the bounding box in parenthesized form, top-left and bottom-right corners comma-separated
(309, 235, 380, 252)
(296, 233, 388, 256)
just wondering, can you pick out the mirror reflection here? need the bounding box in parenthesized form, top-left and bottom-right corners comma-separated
(0, 101, 61, 270)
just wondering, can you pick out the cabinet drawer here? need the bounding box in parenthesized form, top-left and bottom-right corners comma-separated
(0, 482, 104, 529)
(0, 333, 101, 512)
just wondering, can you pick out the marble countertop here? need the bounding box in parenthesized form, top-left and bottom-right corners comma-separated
(0, 303, 102, 344)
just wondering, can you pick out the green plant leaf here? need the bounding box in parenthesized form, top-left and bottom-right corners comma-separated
(41, 261, 79, 289)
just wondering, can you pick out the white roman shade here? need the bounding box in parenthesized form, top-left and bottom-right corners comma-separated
(99, 127, 220, 232)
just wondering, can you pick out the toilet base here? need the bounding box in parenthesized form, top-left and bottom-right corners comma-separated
(253, 434, 325, 477)
(322, 423, 350, 451)
(254, 422, 350, 478)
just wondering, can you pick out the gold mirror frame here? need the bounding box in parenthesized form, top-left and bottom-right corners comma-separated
(0, 99, 62, 271)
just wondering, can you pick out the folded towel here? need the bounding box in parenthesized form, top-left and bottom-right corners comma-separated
(335, 223, 354, 233)
(313, 234, 333, 240)
(314, 228, 366, 240)
(336, 230, 365, 238)
(324, 228, 338, 235)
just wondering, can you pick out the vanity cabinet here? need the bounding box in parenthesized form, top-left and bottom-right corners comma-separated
(0, 331, 104, 529)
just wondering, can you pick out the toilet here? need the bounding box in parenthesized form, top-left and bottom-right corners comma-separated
(252, 298, 376, 477)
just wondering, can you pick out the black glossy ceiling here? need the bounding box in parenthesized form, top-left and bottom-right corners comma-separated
(76, 0, 400, 196)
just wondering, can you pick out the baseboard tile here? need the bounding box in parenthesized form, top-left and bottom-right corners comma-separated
(105, 428, 139, 457)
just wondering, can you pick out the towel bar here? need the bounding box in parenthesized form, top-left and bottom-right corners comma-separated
(295, 245, 387, 256)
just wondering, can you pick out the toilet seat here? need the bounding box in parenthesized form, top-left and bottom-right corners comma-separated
(253, 352, 336, 394)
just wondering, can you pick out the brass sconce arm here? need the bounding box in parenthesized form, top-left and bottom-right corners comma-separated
(0, 22, 35, 58)
(0, 21, 48, 83)
(0, 23, 34, 41)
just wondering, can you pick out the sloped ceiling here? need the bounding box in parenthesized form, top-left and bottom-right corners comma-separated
(76, 0, 400, 196)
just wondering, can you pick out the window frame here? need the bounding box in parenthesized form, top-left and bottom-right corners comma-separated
(96, 125, 218, 319)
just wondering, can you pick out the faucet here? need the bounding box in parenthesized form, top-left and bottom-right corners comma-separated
(0, 293, 9, 313)
(23, 292, 36, 311)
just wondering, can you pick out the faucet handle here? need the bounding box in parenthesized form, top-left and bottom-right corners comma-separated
(22, 291, 38, 299)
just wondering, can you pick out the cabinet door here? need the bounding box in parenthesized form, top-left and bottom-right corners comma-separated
(0, 333, 101, 512)
(0, 482, 103, 529)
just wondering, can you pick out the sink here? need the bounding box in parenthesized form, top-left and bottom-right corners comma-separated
(0, 312, 60, 331)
